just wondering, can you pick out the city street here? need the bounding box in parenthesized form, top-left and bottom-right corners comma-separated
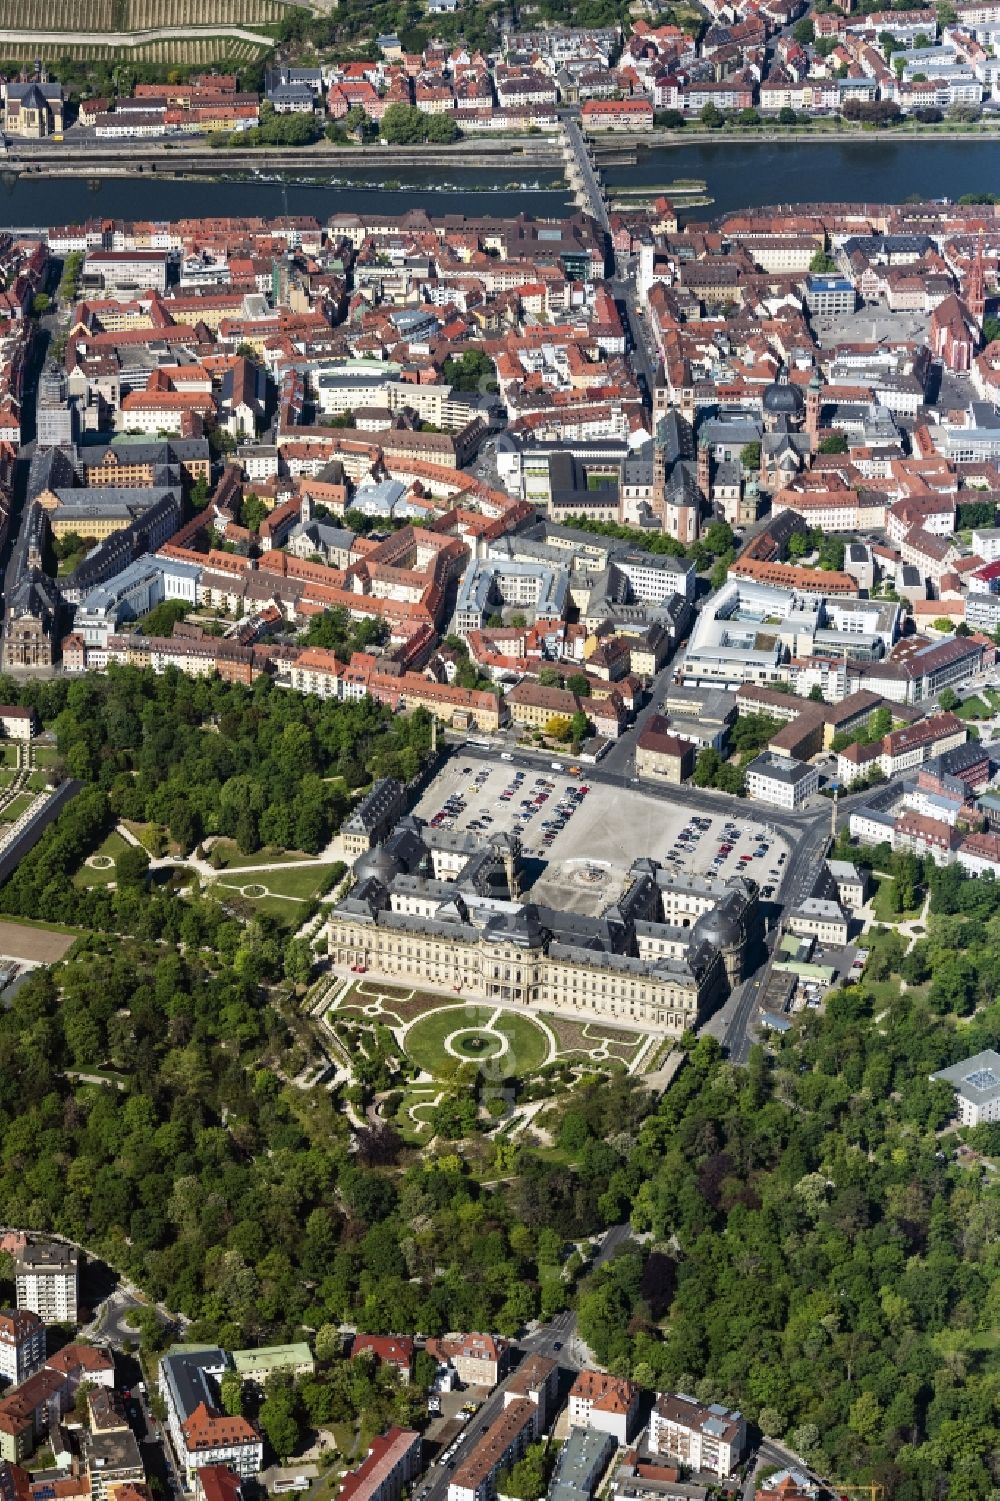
(420, 1225, 633, 1501)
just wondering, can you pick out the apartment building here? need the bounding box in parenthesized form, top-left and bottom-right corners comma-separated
(649, 1394, 746, 1479)
(426, 1335, 510, 1390)
(85, 1428, 145, 1501)
(502, 1355, 558, 1429)
(351, 1337, 413, 1385)
(339, 1428, 420, 1501)
(567, 1371, 638, 1445)
(745, 752, 819, 810)
(0, 1310, 45, 1388)
(46, 1343, 114, 1397)
(548, 1429, 616, 1501)
(180, 1405, 262, 1485)
(196, 1467, 243, 1501)
(15, 1242, 78, 1325)
(0, 1366, 66, 1462)
(159, 1348, 262, 1488)
(447, 1399, 537, 1501)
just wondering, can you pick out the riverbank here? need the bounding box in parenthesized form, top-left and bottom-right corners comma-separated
(3, 134, 564, 180)
(594, 123, 1000, 148)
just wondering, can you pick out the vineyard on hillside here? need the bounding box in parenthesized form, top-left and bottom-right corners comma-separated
(0, 36, 270, 62)
(0, 0, 287, 30)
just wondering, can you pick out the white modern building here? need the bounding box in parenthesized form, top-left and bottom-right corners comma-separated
(15, 1242, 78, 1325)
(0, 1309, 45, 1387)
(649, 1393, 746, 1479)
(745, 752, 819, 810)
(931, 1050, 1000, 1126)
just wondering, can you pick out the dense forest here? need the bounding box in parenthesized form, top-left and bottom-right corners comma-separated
(0, 939, 642, 1343)
(3, 669, 1000, 1496)
(0, 664, 431, 940)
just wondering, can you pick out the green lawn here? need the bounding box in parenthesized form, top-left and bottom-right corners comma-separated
(74, 830, 130, 887)
(253, 863, 343, 900)
(872, 876, 923, 924)
(1, 792, 36, 823)
(209, 840, 314, 869)
(404, 1005, 551, 1077)
(32, 746, 62, 767)
(0, 915, 81, 936)
(213, 863, 340, 904)
(212, 882, 304, 928)
(956, 696, 991, 721)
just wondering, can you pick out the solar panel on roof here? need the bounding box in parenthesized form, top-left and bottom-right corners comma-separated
(965, 1067, 1000, 1090)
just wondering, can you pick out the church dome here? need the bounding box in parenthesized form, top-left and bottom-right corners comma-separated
(762, 378, 805, 417)
(691, 901, 744, 953)
(354, 846, 403, 885)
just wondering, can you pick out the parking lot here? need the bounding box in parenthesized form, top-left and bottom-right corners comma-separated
(414, 760, 790, 915)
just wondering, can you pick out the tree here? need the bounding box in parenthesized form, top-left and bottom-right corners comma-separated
(818, 433, 849, 454)
(692, 747, 721, 787)
(137, 599, 189, 638)
(699, 102, 722, 127)
(939, 687, 960, 712)
(569, 710, 590, 745)
(740, 441, 761, 470)
(929, 953, 977, 1014)
(443, 350, 496, 393)
(241, 494, 268, 534)
(425, 112, 459, 143)
(566, 673, 591, 698)
(778, 106, 797, 125)
(220, 1371, 244, 1418)
(259, 1379, 301, 1462)
(499, 1443, 550, 1501)
(809, 249, 838, 273)
(545, 715, 574, 743)
(115, 846, 150, 888)
(380, 103, 428, 143)
(284, 938, 313, 988)
(793, 16, 815, 41)
(32, 292, 52, 316)
(848, 1391, 882, 1443)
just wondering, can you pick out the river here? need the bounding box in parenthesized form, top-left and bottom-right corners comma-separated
(601, 138, 1000, 218)
(0, 137, 993, 229)
(0, 165, 573, 227)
